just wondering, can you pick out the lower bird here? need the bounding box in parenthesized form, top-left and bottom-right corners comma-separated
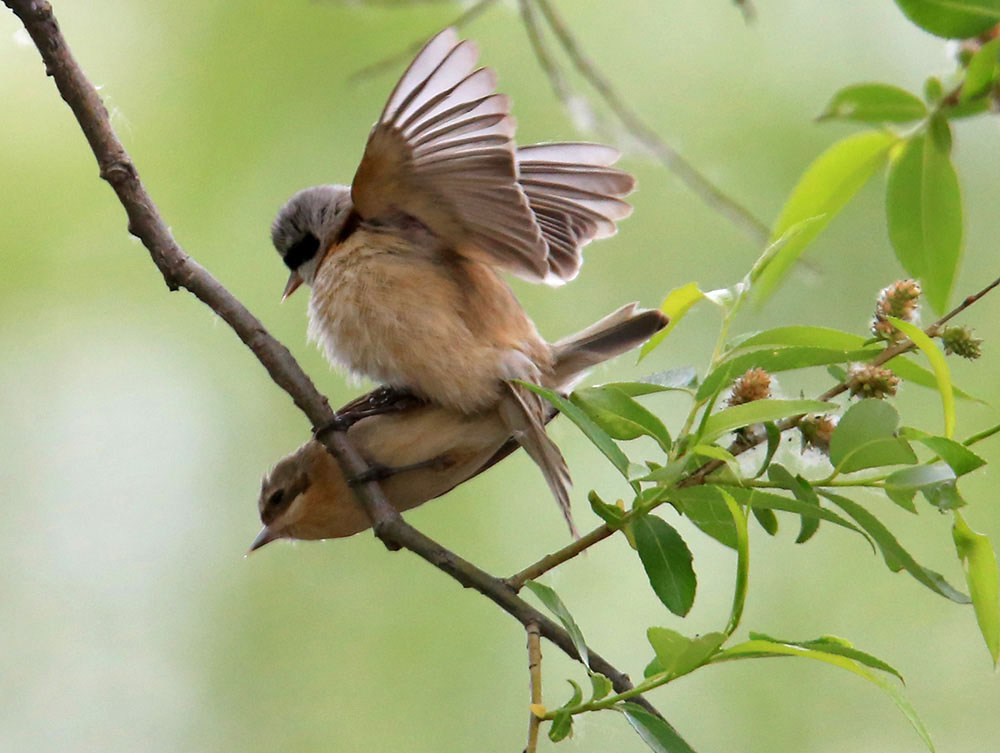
(251, 304, 667, 549)
(270, 28, 636, 535)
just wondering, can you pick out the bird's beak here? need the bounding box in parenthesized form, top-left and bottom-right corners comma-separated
(282, 271, 304, 301)
(247, 525, 278, 553)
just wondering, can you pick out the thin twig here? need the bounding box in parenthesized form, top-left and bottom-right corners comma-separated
(525, 622, 543, 753)
(531, 0, 772, 246)
(507, 274, 1000, 586)
(349, 0, 498, 83)
(5, 0, 665, 723)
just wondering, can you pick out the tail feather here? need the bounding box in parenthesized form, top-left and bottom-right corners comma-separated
(550, 304, 668, 388)
(498, 381, 578, 538)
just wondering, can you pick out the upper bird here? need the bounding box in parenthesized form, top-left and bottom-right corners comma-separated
(270, 28, 636, 535)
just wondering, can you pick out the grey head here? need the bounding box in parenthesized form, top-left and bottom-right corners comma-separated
(271, 184, 354, 298)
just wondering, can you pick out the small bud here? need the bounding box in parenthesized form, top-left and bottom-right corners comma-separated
(799, 414, 836, 454)
(728, 367, 771, 406)
(941, 325, 983, 360)
(848, 363, 900, 399)
(871, 279, 921, 341)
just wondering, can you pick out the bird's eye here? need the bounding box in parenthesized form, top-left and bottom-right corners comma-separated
(266, 489, 285, 510)
(283, 233, 320, 271)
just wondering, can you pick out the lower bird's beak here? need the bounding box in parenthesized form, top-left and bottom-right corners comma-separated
(282, 271, 304, 301)
(247, 525, 278, 553)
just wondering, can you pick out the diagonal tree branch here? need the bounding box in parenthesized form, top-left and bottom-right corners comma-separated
(5, 0, 665, 722)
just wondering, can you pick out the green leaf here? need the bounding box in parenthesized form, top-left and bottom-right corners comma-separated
(518, 382, 631, 478)
(573, 386, 672, 451)
(818, 83, 927, 123)
(748, 632, 905, 681)
(767, 464, 822, 543)
(639, 283, 706, 362)
(752, 507, 779, 535)
(701, 399, 831, 443)
(688, 444, 743, 480)
(829, 400, 917, 474)
(714, 639, 935, 751)
(894, 0, 1000, 38)
(884, 462, 957, 509)
(963, 38, 1000, 100)
(549, 709, 573, 742)
(589, 672, 614, 701)
(901, 428, 986, 475)
(524, 581, 590, 668)
(620, 703, 699, 753)
(753, 422, 782, 479)
(647, 628, 727, 677)
(886, 133, 963, 314)
(725, 486, 872, 544)
(697, 347, 877, 401)
(720, 488, 750, 635)
(589, 489, 627, 527)
(735, 325, 868, 351)
(821, 492, 970, 603)
(668, 486, 740, 549)
(633, 514, 697, 616)
(602, 370, 698, 396)
(886, 354, 981, 402)
(890, 317, 955, 438)
(953, 511, 1000, 666)
(755, 131, 897, 302)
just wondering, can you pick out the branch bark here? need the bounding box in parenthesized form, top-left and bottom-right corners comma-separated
(5, 0, 664, 722)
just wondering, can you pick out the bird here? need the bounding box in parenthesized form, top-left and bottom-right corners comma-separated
(250, 303, 667, 550)
(270, 27, 636, 535)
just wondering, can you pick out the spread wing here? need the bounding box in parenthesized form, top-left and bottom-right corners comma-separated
(351, 28, 550, 281)
(516, 143, 635, 283)
(351, 29, 636, 285)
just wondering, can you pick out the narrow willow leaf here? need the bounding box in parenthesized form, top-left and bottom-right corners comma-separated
(767, 464, 822, 543)
(689, 444, 743, 480)
(697, 347, 877, 401)
(640, 283, 705, 361)
(723, 486, 871, 544)
(821, 492, 970, 603)
(886, 354, 980, 402)
(735, 325, 867, 351)
(884, 462, 956, 508)
(620, 703, 699, 753)
(886, 133, 963, 314)
(829, 400, 917, 474)
(524, 581, 590, 668)
(756, 130, 897, 302)
(953, 511, 1000, 666)
(818, 83, 927, 123)
(573, 386, 672, 451)
(900, 429, 986, 475)
(715, 639, 935, 751)
(753, 422, 782, 479)
(701, 399, 831, 443)
(518, 382, 631, 478)
(890, 317, 955, 438)
(633, 514, 697, 616)
(747, 632, 905, 681)
(894, 0, 1000, 38)
(720, 488, 750, 635)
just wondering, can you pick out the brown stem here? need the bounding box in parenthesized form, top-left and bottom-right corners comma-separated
(525, 622, 543, 753)
(5, 0, 664, 723)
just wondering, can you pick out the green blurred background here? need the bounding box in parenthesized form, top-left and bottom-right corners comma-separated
(2, 1, 998, 750)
